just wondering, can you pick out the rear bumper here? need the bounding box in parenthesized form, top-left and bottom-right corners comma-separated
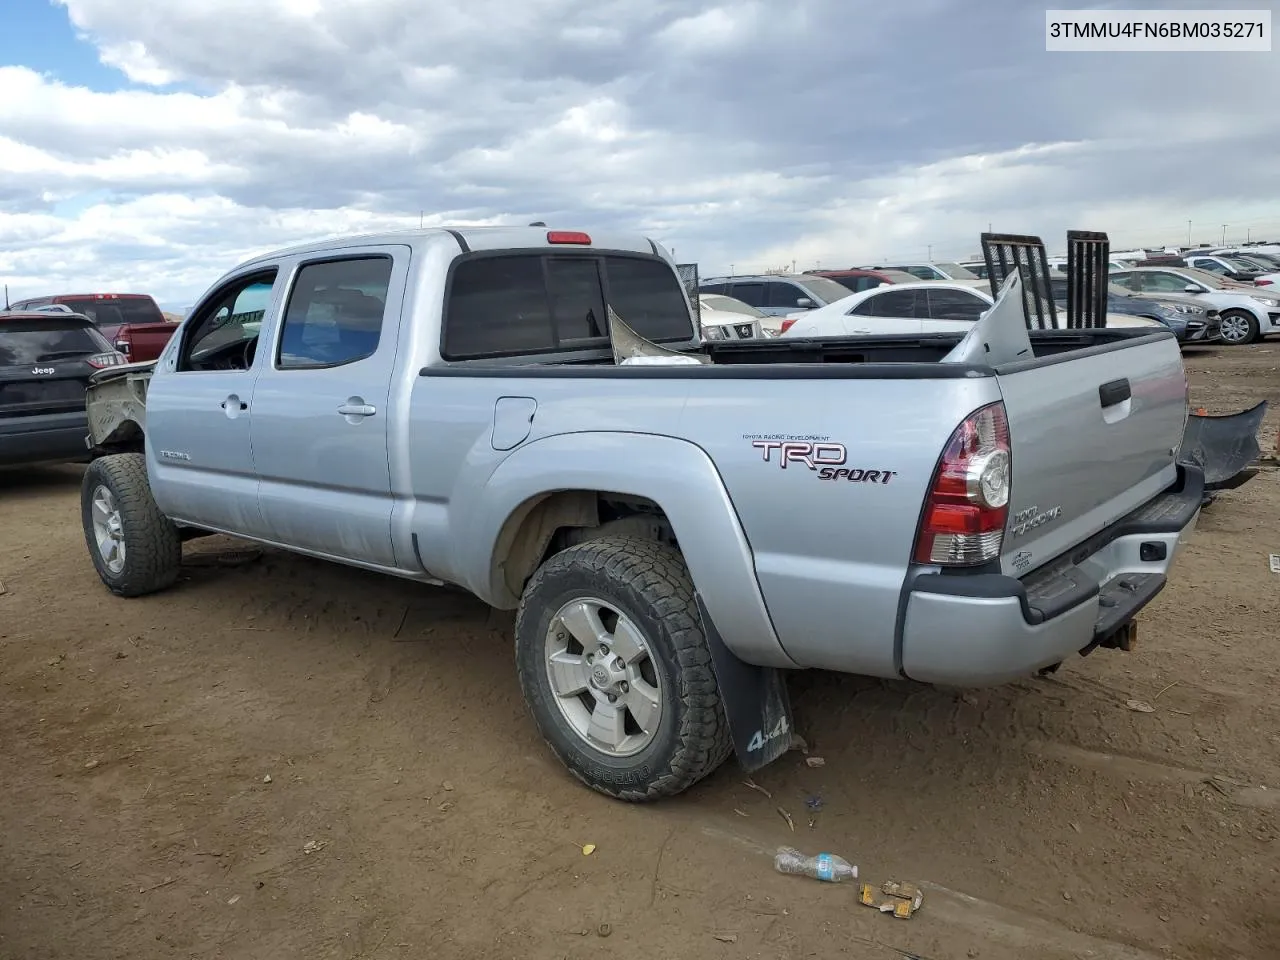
(900, 465, 1203, 687)
(0, 412, 90, 467)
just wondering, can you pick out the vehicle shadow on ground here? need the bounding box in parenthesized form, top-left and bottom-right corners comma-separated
(0, 463, 85, 499)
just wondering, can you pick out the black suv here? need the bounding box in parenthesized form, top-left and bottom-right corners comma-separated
(1, 311, 124, 467)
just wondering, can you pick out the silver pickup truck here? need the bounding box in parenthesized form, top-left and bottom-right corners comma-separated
(80, 226, 1209, 801)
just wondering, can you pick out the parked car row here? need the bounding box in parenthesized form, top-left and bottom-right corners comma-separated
(8, 292, 178, 362)
(696, 241, 1280, 346)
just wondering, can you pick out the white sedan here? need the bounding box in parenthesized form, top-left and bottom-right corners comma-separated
(779, 281, 1163, 337)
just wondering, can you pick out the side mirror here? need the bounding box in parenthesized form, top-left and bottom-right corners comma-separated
(1184, 284, 1203, 294)
(795, 297, 814, 309)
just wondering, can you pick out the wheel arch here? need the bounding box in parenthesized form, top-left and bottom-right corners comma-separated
(465, 432, 795, 669)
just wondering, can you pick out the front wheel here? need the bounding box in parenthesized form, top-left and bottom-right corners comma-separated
(1218, 309, 1259, 345)
(514, 536, 731, 801)
(81, 453, 182, 597)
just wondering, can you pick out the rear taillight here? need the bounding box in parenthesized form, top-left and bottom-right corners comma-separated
(87, 351, 126, 369)
(914, 402, 1011, 566)
(1256, 279, 1273, 286)
(779, 317, 797, 334)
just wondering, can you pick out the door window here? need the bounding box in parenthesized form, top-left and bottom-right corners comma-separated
(276, 257, 392, 369)
(852, 288, 920, 317)
(1141, 271, 1197, 294)
(765, 282, 811, 309)
(728, 282, 766, 307)
(1188, 258, 1227, 274)
(177, 270, 278, 372)
(924, 288, 988, 321)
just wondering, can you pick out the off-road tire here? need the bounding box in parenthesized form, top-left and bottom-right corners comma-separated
(81, 453, 182, 597)
(514, 536, 732, 801)
(1219, 309, 1259, 346)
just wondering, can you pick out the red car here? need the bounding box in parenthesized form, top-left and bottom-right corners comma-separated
(7, 293, 178, 362)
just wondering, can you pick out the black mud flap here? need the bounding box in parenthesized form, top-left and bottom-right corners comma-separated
(1178, 400, 1268, 491)
(696, 596, 796, 774)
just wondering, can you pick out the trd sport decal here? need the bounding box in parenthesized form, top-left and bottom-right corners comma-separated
(749, 439, 897, 485)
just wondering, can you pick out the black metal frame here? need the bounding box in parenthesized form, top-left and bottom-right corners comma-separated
(980, 232, 1058, 330)
(1064, 230, 1109, 329)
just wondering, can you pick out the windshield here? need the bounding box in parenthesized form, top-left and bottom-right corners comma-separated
(0, 319, 106, 366)
(57, 297, 165, 327)
(701, 295, 765, 318)
(795, 276, 855, 304)
(934, 262, 979, 280)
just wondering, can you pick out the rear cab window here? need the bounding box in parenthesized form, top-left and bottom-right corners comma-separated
(442, 253, 693, 360)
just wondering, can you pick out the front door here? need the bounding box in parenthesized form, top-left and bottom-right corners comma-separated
(145, 268, 281, 534)
(249, 248, 409, 568)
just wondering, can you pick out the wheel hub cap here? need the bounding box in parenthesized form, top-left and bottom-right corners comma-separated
(90, 485, 127, 575)
(544, 597, 664, 758)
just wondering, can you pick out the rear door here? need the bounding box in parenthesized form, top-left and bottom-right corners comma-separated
(250, 248, 409, 568)
(845, 287, 923, 334)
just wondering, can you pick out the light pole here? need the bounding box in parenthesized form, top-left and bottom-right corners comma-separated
(1222, 224, 1228, 245)
(1187, 220, 1191, 245)
(927, 244, 933, 260)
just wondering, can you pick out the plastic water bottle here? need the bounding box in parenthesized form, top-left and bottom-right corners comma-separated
(774, 846, 857, 883)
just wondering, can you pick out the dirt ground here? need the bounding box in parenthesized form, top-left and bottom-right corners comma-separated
(2, 345, 1279, 960)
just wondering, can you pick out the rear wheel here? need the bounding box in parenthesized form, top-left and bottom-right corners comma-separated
(514, 536, 731, 801)
(81, 453, 182, 597)
(1218, 309, 1259, 345)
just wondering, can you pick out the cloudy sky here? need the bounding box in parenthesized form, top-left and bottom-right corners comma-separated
(0, 0, 1277, 309)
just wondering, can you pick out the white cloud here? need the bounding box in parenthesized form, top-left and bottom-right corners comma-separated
(0, 0, 1276, 307)
(95, 40, 176, 86)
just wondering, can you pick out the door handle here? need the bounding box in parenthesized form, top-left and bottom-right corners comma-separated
(337, 401, 377, 418)
(220, 396, 248, 412)
(1098, 378, 1131, 408)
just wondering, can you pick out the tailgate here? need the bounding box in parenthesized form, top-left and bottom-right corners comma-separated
(995, 335, 1188, 577)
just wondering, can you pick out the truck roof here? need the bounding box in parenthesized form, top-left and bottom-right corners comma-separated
(236, 226, 666, 270)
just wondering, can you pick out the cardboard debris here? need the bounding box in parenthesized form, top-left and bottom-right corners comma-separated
(858, 880, 924, 919)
